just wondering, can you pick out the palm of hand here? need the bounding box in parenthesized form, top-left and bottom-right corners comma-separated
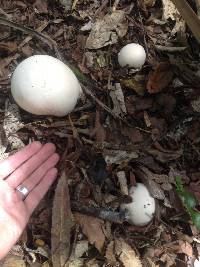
(0, 142, 59, 259)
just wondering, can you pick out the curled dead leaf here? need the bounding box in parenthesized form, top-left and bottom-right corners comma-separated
(147, 62, 174, 94)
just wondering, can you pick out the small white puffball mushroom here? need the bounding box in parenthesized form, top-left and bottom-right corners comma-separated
(118, 43, 146, 69)
(194, 258, 200, 267)
(120, 183, 155, 226)
(11, 55, 82, 117)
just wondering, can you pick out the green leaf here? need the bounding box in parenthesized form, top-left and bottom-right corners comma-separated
(189, 209, 200, 230)
(175, 176, 200, 230)
(181, 191, 197, 209)
(175, 176, 185, 194)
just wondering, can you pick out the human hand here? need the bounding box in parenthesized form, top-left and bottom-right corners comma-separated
(0, 142, 59, 259)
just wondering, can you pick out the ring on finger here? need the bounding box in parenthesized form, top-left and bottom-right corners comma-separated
(16, 184, 29, 200)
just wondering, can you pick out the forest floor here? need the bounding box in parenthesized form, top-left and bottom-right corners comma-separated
(0, 0, 200, 266)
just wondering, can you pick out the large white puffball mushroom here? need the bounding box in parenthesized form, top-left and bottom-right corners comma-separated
(11, 55, 82, 117)
(121, 183, 155, 226)
(118, 43, 146, 69)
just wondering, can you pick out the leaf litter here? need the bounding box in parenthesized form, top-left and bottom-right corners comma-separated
(0, 0, 200, 266)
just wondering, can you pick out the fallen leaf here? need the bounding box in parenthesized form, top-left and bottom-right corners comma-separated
(1, 255, 26, 267)
(147, 62, 174, 93)
(191, 97, 200, 113)
(86, 11, 128, 49)
(146, 143, 182, 163)
(105, 241, 117, 265)
(117, 171, 128, 195)
(74, 240, 89, 258)
(3, 100, 24, 150)
(0, 54, 20, 78)
(179, 240, 193, 257)
(103, 149, 138, 164)
(140, 166, 174, 190)
(74, 213, 106, 252)
(136, 168, 166, 201)
(138, 0, 156, 14)
(90, 109, 106, 143)
(109, 83, 127, 117)
(160, 253, 176, 267)
(67, 259, 83, 267)
(121, 127, 144, 144)
(120, 75, 146, 96)
(34, 0, 48, 13)
(0, 41, 17, 54)
(162, 0, 185, 35)
(59, 0, 71, 10)
(86, 259, 100, 267)
(115, 238, 142, 267)
(51, 171, 73, 267)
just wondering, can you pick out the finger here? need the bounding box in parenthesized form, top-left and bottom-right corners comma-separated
(25, 168, 58, 214)
(0, 141, 42, 180)
(22, 153, 59, 191)
(6, 143, 56, 188)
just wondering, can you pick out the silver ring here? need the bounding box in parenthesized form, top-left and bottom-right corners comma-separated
(16, 185, 29, 200)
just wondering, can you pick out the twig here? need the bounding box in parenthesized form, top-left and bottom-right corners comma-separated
(0, 16, 62, 60)
(18, 21, 49, 49)
(195, 0, 200, 18)
(71, 201, 126, 224)
(171, 0, 200, 44)
(94, 0, 109, 18)
(82, 85, 128, 123)
(0, 8, 11, 19)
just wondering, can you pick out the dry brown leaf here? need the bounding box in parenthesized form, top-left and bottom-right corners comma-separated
(140, 166, 174, 190)
(1, 255, 26, 267)
(171, 0, 200, 43)
(3, 100, 24, 151)
(116, 171, 128, 195)
(160, 253, 176, 267)
(90, 110, 106, 143)
(0, 54, 19, 78)
(74, 213, 106, 252)
(115, 238, 142, 267)
(0, 42, 17, 53)
(147, 62, 174, 94)
(162, 0, 185, 35)
(105, 241, 117, 265)
(103, 149, 138, 165)
(51, 171, 73, 267)
(86, 10, 128, 49)
(120, 75, 146, 96)
(178, 240, 193, 257)
(147, 143, 182, 163)
(109, 83, 127, 117)
(34, 0, 48, 13)
(138, 0, 156, 13)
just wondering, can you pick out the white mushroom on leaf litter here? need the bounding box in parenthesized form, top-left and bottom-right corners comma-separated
(11, 55, 82, 117)
(118, 43, 146, 69)
(120, 183, 155, 226)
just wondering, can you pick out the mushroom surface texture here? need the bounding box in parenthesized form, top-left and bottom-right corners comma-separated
(118, 43, 146, 69)
(120, 183, 155, 226)
(11, 55, 82, 117)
